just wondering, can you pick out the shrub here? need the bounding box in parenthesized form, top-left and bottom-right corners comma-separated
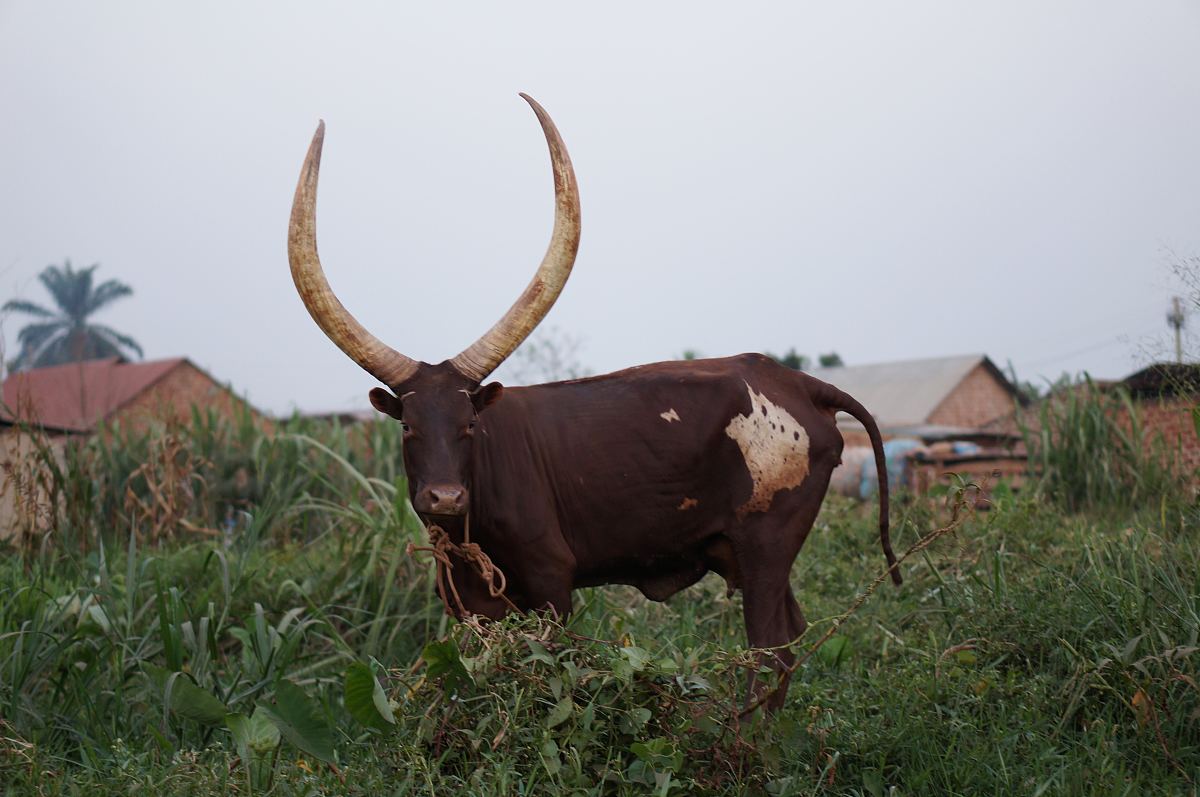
(1021, 376, 1186, 512)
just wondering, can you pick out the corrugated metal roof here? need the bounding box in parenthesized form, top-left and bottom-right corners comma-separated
(809, 354, 987, 430)
(1, 357, 186, 432)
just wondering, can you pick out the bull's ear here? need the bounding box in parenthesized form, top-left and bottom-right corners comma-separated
(471, 382, 504, 413)
(369, 387, 403, 419)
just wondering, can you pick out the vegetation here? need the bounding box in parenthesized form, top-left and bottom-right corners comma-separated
(1021, 376, 1185, 513)
(502, 326, 590, 384)
(681, 350, 844, 370)
(1, 405, 1197, 794)
(766, 350, 844, 370)
(3, 260, 142, 372)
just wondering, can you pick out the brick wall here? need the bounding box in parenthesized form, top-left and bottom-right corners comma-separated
(1129, 396, 1200, 479)
(113, 362, 265, 432)
(0, 428, 70, 540)
(838, 363, 1018, 447)
(1017, 388, 1198, 486)
(929, 363, 1016, 429)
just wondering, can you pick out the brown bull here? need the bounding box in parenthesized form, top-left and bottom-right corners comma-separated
(288, 95, 899, 709)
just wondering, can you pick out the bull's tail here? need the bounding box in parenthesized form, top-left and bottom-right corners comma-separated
(816, 380, 901, 586)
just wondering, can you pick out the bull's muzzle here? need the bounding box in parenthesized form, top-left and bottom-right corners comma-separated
(416, 484, 468, 516)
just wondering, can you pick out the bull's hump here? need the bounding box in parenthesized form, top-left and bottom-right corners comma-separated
(724, 381, 810, 519)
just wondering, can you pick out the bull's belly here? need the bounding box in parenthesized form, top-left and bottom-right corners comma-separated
(571, 520, 742, 602)
(574, 554, 708, 601)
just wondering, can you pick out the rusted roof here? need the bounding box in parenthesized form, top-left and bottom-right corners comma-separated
(0, 357, 186, 433)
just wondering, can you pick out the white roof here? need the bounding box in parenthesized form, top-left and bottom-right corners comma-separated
(809, 354, 990, 430)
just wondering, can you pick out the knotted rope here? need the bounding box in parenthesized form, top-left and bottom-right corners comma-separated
(406, 515, 518, 617)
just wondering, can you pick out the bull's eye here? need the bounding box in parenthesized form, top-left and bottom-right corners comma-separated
(400, 422, 412, 434)
(465, 420, 477, 435)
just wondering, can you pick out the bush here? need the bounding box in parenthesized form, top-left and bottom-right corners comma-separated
(1021, 376, 1186, 512)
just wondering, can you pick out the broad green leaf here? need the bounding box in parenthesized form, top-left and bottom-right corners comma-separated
(539, 737, 561, 776)
(523, 639, 555, 666)
(621, 646, 652, 672)
(545, 695, 574, 729)
(226, 708, 280, 761)
(144, 664, 228, 725)
(344, 662, 395, 729)
(862, 769, 884, 797)
(226, 709, 279, 792)
(630, 737, 683, 773)
(422, 639, 472, 692)
(619, 707, 652, 735)
(260, 680, 336, 764)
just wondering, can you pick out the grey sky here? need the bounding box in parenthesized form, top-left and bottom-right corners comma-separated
(2, 2, 1198, 415)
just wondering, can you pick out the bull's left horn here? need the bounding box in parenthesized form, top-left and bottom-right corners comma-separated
(448, 94, 582, 383)
(288, 121, 420, 388)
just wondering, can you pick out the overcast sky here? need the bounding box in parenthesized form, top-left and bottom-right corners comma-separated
(2, 2, 1198, 414)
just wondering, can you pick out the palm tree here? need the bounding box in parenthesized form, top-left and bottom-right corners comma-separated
(4, 260, 143, 371)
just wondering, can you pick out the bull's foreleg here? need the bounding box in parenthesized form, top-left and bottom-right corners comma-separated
(519, 579, 574, 618)
(503, 526, 577, 619)
(444, 562, 512, 621)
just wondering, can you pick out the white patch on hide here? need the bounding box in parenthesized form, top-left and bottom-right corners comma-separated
(660, 408, 681, 423)
(678, 497, 699, 510)
(724, 382, 810, 519)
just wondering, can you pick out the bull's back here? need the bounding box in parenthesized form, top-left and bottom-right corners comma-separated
(477, 355, 842, 561)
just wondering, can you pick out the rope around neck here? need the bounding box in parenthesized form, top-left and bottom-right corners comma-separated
(406, 515, 518, 617)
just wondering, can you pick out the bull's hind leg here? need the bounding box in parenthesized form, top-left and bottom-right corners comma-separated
(733, 478, 831, 712)
(734, 537, 801, 710)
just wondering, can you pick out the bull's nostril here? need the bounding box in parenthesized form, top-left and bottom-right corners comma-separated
(423, 485, 466, 514)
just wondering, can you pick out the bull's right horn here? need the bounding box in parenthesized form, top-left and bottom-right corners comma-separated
(288, 121, 420, 388)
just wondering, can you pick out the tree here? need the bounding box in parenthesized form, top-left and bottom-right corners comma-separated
(499, 326, 589, 385)
(4, 260, 143, 371)
(767, 347, 810, 371)
(817, 351, 844, 368)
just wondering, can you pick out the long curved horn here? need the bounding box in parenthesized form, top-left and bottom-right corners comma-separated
(449, 94, 581, 383)
(288, 121, 420, 388)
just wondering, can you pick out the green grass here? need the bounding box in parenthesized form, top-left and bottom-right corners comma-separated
(1, 416, 1198, 795)
(1022, 377, 1186, 513)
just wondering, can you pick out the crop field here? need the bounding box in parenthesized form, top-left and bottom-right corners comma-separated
(1, 403, 1198, 795)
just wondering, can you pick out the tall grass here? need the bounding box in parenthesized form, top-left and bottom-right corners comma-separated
(2, 404, 407, 554)
(0, 413, 448, 795)
(1021, 376, 1186, 512)
(1, 408, 1198, 793)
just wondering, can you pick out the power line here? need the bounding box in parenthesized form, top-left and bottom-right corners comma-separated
(1020, 323, 1161, 370)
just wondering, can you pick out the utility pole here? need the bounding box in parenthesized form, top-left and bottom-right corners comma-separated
(1167, 296, 1186, 364)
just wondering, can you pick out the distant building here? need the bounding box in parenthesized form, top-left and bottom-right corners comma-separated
(1, 357, 263, 540)
(1, 356, 262, 434)
(1114, 362, 1200, 481)
(809, 353, 1022, 446)
(814, 354, 1027, 499)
